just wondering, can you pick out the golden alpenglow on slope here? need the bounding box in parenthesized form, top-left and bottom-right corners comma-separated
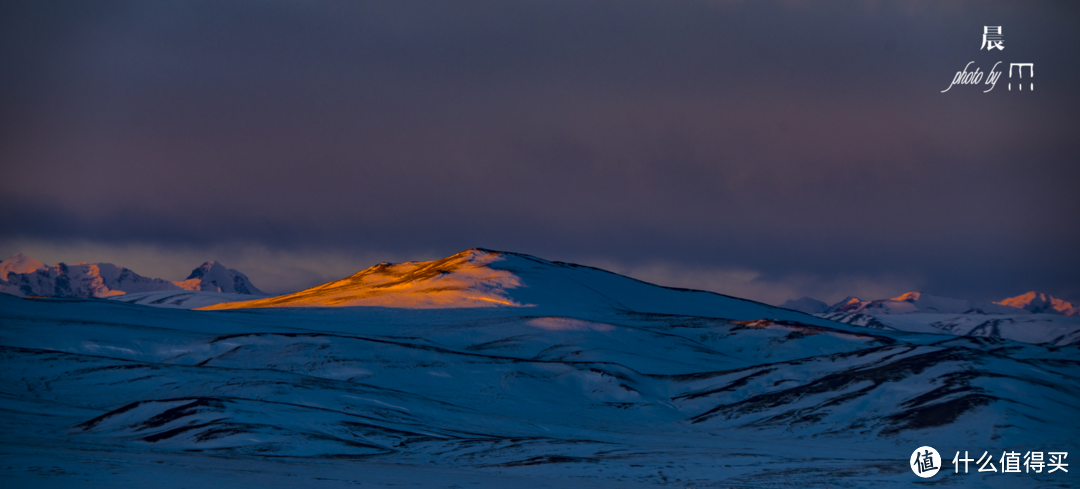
(200, 249, 527, 310)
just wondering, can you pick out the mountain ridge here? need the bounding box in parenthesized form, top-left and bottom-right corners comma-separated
(0, 252, 45, 278)
(199, 248, 838, 327)
(0, 254, 265, 298)
(995, 291, 1079, 316)
(782, 290, 1077, 317)
(780, 291, 1080, 346)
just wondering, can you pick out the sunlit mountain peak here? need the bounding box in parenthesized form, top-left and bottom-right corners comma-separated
(0, 253, 46, 279)
(996, 291, 1078, 316)
(202, 248, 527, 310)
(890, 292, 922, 302)
(198, 248, 826, 326)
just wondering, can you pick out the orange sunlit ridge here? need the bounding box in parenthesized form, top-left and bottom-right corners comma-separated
(199, 249, 530, 310)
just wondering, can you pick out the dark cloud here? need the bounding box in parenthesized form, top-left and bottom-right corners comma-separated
(2, 0, 1078, 302)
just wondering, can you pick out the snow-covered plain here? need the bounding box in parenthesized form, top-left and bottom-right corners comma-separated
(1, 250, 1077, 487)
(106, 290, 265, 309)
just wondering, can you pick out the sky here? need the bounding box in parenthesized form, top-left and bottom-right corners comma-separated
(1, 0, 1078, 304)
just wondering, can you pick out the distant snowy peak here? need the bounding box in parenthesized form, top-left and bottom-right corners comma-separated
(0, 262, 179, 298)
(815, 290, 1078, 317)
(996, 291, 1079, 316)
(890, 291, 921, 301)
(174, 261, 265, 295)
(779, 297, 829, 314)
(824, 292, 1020, 315)
(799, 290, 1080, 346)
(0, 255, 265, 299)
(0, 253, 46, 279)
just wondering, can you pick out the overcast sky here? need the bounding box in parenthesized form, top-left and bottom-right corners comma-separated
(1, 0, 1077, 304)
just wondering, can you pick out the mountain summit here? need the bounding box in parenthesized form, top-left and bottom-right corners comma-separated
(200, 248, 830, 324)
(798, 290, 1079, 317)
(202, 249, 526, 309)
(795, 290, 1080, 346)
(822, 291, 1021, 315)
(996, 291, 1079, 316)
(0, 261, 177, 298)
(174, 261, 264, 295)
(0, 255, 264, 299)
(778, 296, 829, 314)
(0, 253, 46, 279)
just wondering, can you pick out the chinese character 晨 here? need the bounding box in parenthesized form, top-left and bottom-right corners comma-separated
(982, 26, 1004, 50)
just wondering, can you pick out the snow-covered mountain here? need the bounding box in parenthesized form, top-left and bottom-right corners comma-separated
(0, 261, 182, 298)
(173, 261, 264, 295)
(824, 291, 1022, 315)
(996, 291, 1079, 316)
(0, 254, 265, 299)
(810, 290, 1078, 317)
(778, 296, 829, 314)
(786, 291, 1080, 346)
(0, 252, 45, 278)
(201, 248, 839, 326)
(1, 248, 1076, 487)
